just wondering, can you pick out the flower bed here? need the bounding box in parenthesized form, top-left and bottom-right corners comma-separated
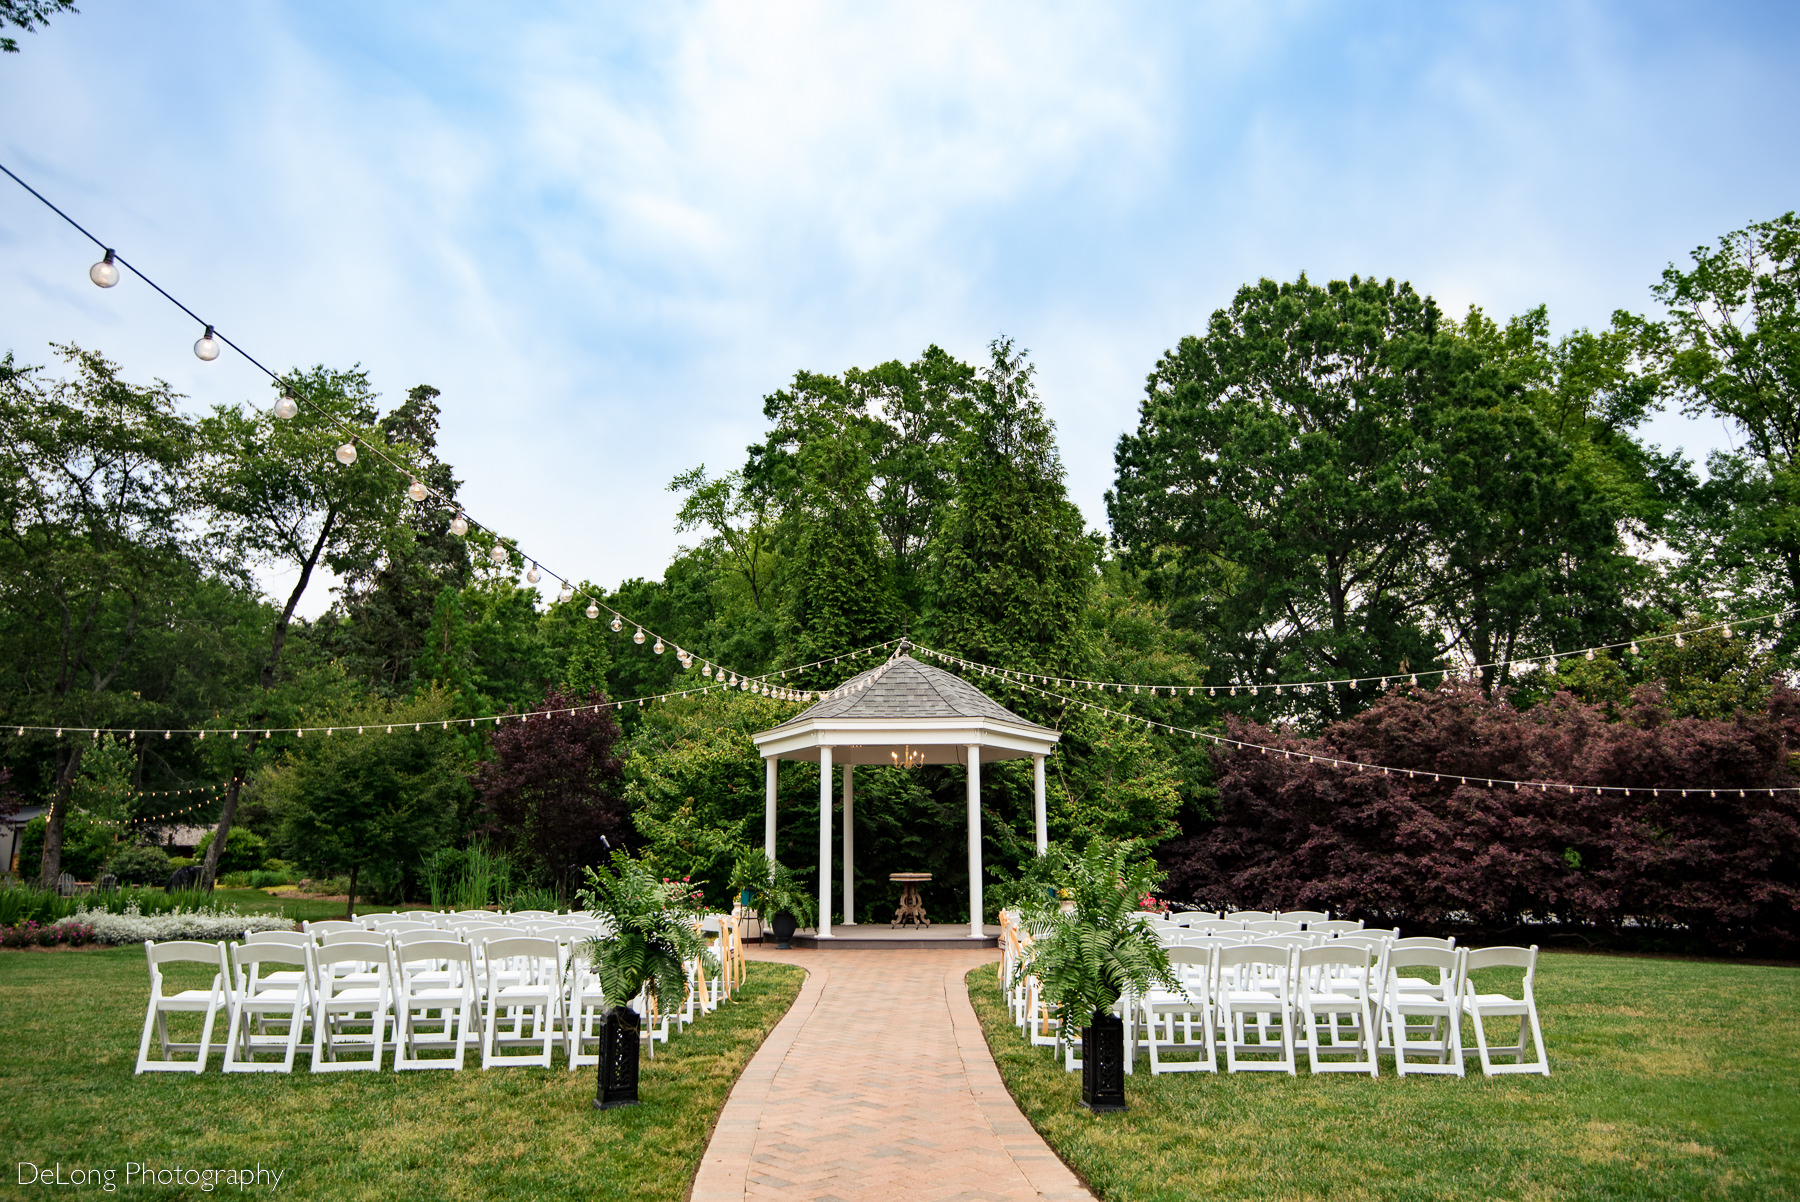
(48, 903, 295, 945)
(1, 919, 97, 948)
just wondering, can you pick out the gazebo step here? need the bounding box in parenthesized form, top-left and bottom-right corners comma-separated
(784, 926, 1000, 951)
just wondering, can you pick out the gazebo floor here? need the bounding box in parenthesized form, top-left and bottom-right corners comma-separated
(782, 923, 1001, 950)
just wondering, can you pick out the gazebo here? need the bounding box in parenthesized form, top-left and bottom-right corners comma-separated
(751, 644, 1061, 939)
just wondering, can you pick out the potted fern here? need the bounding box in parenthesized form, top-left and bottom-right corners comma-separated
(577, 850, 710, 1109)
(1016, 839, 1179, 1112)
(730, 848, 817, 949)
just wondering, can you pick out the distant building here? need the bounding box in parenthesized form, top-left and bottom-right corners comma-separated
(2, 805, 47, 878)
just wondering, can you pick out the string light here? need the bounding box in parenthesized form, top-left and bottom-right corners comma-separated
(193, 325, 221, 361)
(610, 616, 623, 633)
(634, 627, 646, 645)
(406, 477, 427, 502)
(450, 512, 468, 537)
(487, 543, 508, 566)
(89, 248, 119, 287)
(653, 638, 665, 655)
(335, 442, 358, 465)
(525, 562, 541, 584)
(557, 583, 573, 602)
(586, 602, 600, 620)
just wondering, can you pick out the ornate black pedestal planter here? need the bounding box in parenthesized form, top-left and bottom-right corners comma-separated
(1080, 1010, 1128, 1113)
(594, 1006, 642, 1110)
(769, 910, 798, 949)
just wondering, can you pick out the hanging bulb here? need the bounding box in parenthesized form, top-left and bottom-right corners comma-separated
(525, 562, 541, 584)
(633, 627, 646, 645)
(335, 442, 358, 465)
(1675, 633, 1686, 648)
(274, 391, 299, 420)
(1585, 648, 1596, 661)
(586, 602, 600, 619)
(449, 512, 468, 537)
(1723, 624, 1734, 638)
(653, 638, 665, 655)
(406, 478, 427, 502)
(487, 543, 508, 566)
(610, 615, 623, 633)
(90, 249, 120, 288)
(703, 664, 713, 677)
(1410, 674, 1418, 686)
(1630, 641, 1640, 655)
(557, 582, 572, 602)
(194, 325, 221, 361)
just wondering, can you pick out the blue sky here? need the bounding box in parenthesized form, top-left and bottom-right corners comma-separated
(3, 2, 1796, 616)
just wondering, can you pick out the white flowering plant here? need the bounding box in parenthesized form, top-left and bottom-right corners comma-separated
(53, 902, 295, 945)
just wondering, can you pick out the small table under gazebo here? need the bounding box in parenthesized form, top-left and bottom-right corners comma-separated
(889, 872, 931, 928)
(751, 643, 1062, 940)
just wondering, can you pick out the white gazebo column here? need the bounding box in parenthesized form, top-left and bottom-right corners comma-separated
(1033, 753, 1048, 855)
(817, 746, 834, 938)
(967, 744, 983, 938)
(764, 756, 778, 861)
(842, 764, 856, 926)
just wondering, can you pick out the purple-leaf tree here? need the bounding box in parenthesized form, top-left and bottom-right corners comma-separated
(473, 687, 631, 893)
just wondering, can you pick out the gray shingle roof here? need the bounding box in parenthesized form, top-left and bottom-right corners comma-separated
(767, 651, 1055, 733)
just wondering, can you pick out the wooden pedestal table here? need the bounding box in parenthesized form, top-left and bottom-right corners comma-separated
(890, 872, 932, 928)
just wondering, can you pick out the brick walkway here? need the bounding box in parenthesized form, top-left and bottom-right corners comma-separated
(690, 947, 1094, 1202)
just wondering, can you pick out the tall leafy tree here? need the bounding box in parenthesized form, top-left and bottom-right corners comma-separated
(0, 346, 201, 886)
(928, 338, 1095, 680)
(0, 0, 77, 53)
(190, 367, 418, 886)
(1652, 212, 1800, 644)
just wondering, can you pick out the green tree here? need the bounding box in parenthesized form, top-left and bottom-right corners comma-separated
(191, 367, 419, 887)
(1652, 212, 1800, 643)
(0, 346, 201, 887)
(928, 338, 1095, 682)
(0, 0, 76, 53)
(265, 690, 469, 915)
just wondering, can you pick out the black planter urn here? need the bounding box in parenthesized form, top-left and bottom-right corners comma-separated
(769, 910, 798, 949)
(1080, 1009, 1128, 1113)
(594, 1006, 642, 1110)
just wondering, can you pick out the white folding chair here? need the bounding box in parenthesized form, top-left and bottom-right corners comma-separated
(1311, 919, 1366, 935)
(1295, 945, 1379, 1076)
(302, 920, 362, 937)
(223, 943, 311, 1073)
(481, 936, 564, 1069)
(1384, 947, 1467, 1077)
(1245, 919, 1304, 935)
(391, 938, 480, 1071)
(1279, 909, 1331, 927)
(1227, 911, 1276, 923)
(1214, 945, 1296, 1074)
(135, 940, 230, 1074)
(307, 943, 391, 1072)
(1141, 946, 1216, 1074)
(1461, 945, 1550, 1077)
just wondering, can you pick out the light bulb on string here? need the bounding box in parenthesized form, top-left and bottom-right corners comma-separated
(406, 478, 427, 502)
(557, 583, 573, 603)
(609, 615, 622, 633)
(703, 664, 713, 678)
(488, 543, 508, 566)
(274, 391, 299, 420)
(335, 442, 358, 465)
(633, 627, 646, 645)
(89, 249, 120, 287)
(653, 638, 665, 655)
(586, 602, 600, 620)
(194, 326, 221, 361)
(525, 562, 541, 585)
(449, 512, 468, 537)
(1675, 633, 1686, 649)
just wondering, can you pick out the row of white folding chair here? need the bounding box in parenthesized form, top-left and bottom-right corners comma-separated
(1135, 939, 1543, 1077)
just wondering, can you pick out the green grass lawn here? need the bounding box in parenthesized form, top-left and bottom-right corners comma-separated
(0, 948, 803, 1200)
(968, 953, 1800, 1201)
(203, 888, 438, 923)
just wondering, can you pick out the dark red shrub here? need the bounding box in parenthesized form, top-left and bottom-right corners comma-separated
(472, 687, 630, 892)
(1158, 680, 1800, 950)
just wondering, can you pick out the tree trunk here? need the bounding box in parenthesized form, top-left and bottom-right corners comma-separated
(198, 767, 247, 891)
(345, 862, 359, 921)
(36, 743, 86, 890)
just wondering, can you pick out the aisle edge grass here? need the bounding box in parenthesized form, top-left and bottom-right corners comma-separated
(965, 954, 1800, 1201)
(0, 949, 803, 1202)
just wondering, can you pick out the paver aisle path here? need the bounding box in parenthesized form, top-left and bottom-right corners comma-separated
(690, 947, 1094, 1202)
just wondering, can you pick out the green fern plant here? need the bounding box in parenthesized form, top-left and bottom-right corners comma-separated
(576, 850, 710, 1017)
(1016, 839, 1179, 1024)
